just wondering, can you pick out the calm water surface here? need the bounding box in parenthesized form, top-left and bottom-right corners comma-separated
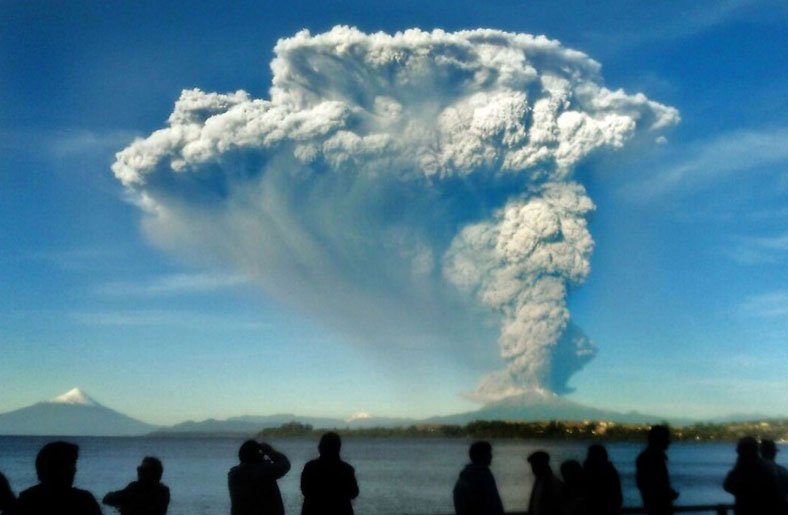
(0, 436, 753, 514)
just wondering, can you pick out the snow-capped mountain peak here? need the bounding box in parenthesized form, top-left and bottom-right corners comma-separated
(50, 388, 100, 407)
(347, 412, 372, 423)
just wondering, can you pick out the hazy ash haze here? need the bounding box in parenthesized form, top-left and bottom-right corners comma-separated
(113, 27, 678, 402)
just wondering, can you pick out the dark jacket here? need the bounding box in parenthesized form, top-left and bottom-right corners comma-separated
(228, 451, 291, 515)
(103, 481, 170, 515)
(453, 463, 504, 515)
(636, 448, 677, 515)
(724, 457, 781, 515)
(584, 461, 623, 515)
(0, 472, 15, 514)
(16, 484, 102, 515)
(528, 473, 564, 515)
(300, 456, 359, 515)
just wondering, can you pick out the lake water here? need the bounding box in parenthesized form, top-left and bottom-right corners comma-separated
(0, 436, 752, 514)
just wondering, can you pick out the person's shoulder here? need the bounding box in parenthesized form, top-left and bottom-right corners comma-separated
(340, 460, 355, 473)
(72, 487, 99, 500)
(17, 484, 44, 499)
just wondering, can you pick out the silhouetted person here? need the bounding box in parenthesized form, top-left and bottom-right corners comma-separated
(453, 441, 504, 515)
(584, 444, 622, 515)
(0, 471, 15, 514)
(15, 441, 102, 515)
(761, 439, 788, 513)
(103, 456, 169, 515)
(229, 440, 291, 515)
(300, 432, 359, 515)
(527, 450, 564, 515)
(559, 460, 588, 515)
(636, 425, 678, 515)
(724, 436, 781, 515)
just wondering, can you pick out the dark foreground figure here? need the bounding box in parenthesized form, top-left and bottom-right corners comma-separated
(584, 444, 622, 515)
(723, 436, 781, 515)
(636, 425, 678, 515)
(527, 450, 563, 515)
(103, 456, 170, 515)
(559, 459, 588, 515)
(228, 439, 291, 515)
(0, 471, 15, 514)
(300, 432, 359, 515)
(453, 441, 504, 515)
(761, 439, 788, 513)
(15, 441, 102, 515)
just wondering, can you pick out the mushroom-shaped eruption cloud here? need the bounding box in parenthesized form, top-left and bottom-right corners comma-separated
(113, 26, 678, 402)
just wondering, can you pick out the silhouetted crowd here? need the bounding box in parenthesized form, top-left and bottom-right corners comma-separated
(0, 426, 787, 515)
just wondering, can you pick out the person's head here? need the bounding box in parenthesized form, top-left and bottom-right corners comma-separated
(137, 456, 164, 484)
(736, 436, 759, 460)
(468, 441, 493, 466)
(586, 444, 609, 466)
(238, 440, 263, 464)
(35, 441, 79, 487)
(560, 460, 584, 488)
(527, 450, 552, 478)
(761, 439, 778, 461)
(647, 425, 671, 451)
(318, 432, 342, 458)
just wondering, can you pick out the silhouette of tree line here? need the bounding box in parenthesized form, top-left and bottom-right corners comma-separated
(1, 426, 787, 515)
(254, 419, 788, 442)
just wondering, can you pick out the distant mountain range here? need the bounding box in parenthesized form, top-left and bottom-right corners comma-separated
(426, 390, 692, 426)
(0, 388, 156, 436)
(0, 387, 768, 437)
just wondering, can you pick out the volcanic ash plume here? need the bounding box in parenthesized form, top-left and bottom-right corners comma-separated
(112, 26, 678, 401)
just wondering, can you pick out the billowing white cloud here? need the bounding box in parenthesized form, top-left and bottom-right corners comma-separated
(113, 26, 678, 401)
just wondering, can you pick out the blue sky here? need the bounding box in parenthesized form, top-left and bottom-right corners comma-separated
(2, 0, 788, 425)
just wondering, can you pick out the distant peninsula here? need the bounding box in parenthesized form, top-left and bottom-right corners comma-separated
(146, 419, 788, 443)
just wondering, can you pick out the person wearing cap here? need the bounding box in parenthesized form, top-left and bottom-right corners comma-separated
(635, 425, 678, 515)
(527, 450, 563, 515)
(452, 441, 504, 515)
(761, 439, 788, 513)
(15, 441, 102, 515)
(228, 440, 291, 515)
(103, 456, 170, 515)
(723, 436, 781, 515)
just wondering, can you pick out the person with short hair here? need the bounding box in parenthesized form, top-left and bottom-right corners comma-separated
(636, 425, 678, 515)
(761, 439, 788, 513)
(527, 450, 563, 515)
(300, 432, 359, 515)
(228, 440, 290, 515)
(724, 436, 781, 515)
(103, 456, 170, 515)
(584, 444, 622, 515)
(453, 441, 504, 515)
(15, 441, 102, 515)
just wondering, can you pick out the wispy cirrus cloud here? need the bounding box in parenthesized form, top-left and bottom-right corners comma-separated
(740, 291, 788, 318)
(728, 233, 788, 265)
(622, 127, 788, 201)
(95, 272, 249, 297)
(71, 309, 267, 329)
(581, 0, 787, 55)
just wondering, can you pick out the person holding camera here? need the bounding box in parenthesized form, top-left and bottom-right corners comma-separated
(228, 440, 291, 515)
